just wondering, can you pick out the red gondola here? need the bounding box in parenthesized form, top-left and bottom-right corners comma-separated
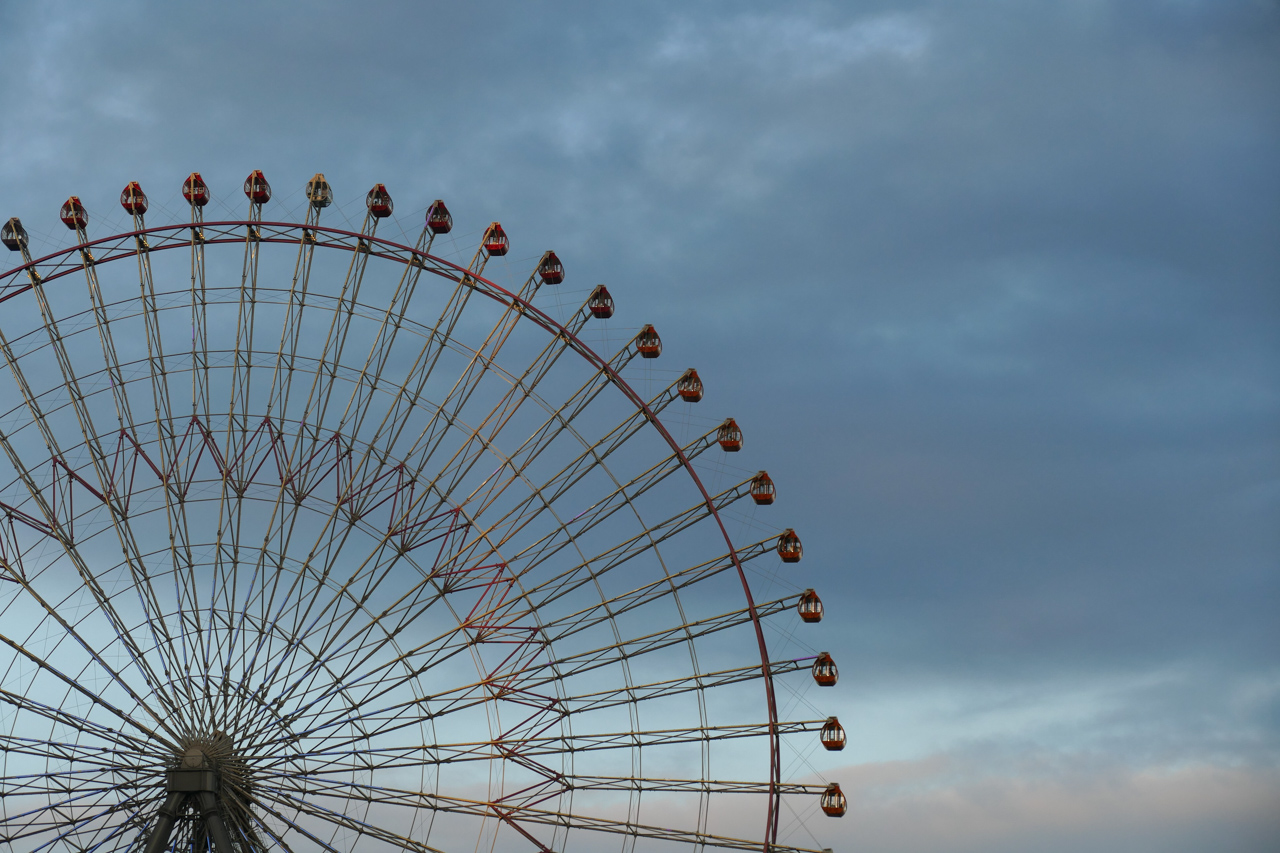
(538, 251, 564, 284)
(120, 182, 148, 215)
(182, 173, 210, 207)
(307, 173, 333, 209)
(797, 588, 823, 623)
(750, 471, 775, 505)
(717, 418, 743, 452)
(820, 782, 846, 817)
(677, 368, 703, 402)
(426, 199, 453, 234)
(812, 652, 838, 687)
(777, 528, 802, 563)
(820, 716, 846, 751)
(366, 183, 393, 218)
(243, 170, 271, 204)
(483, 222, 509, 256)
(60, 196, 88, 230)
(1, 217, 28, 251)
(636, 324, 662, 358)
(588, 284, 614, 319)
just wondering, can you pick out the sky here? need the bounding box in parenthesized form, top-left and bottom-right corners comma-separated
(0, 1, 1277, 851)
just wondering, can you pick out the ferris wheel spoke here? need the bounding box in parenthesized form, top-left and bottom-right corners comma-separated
(289, 205, 383, 464)
(0, 768, 140, 798)
(390, 306, 647, 527)
(214, 495, 353, 691)
(487, 421, 722, 588)
(254, 718, 824, 774)
(203, 193, 275, 696)
(1, 783, 150, 850)
(281, 533, 426, 665)
(259, 522, 780, 705)
(436, 301, 607, 521)
(444, 383, 711, 583)
(278, 648, 805, 745)
(243, 538, 431, 710)
(259, 559, 562, 741)
(233, 590, 391, 727)
(335, 223, 434, 443)
(548, 657, 808, 716)
(484, 324, 652, 480)
(332, 592, 778, 719)
(73, 226, 139, 437)
(565, 776, 830, 797)
(123, 211, 178, 469)
(250, 624, 477, 748)
(227, 189, 268, 431)
(359, 255, 480, 474)
(269, 776, 558, 852)
(215, 422, 386, 681)
(459, 594, 801, 691)
(538, 534, 784, 644)
(342, 278, 595, 531)
(467, 280, 602, 443)
(0, 340, 159, 669)
(251, 784, 450, 853)
(213, 411, 461, 684)
(238, 501, 504, 718)
(243, 807, 307, 853)
(534, 370, 686, 506)
(260, 544, 554, 729)
(398, 247, 576, 493)
(507, 474, 763, 621)
(396, 366, 691, 610)
(271, 776, 827, 853)
(34, 804, 149, 853)
(263, 204, 324, 423)
(187, 188, 211, 420)
(0, 688, 157, 757)
(234, 615, 435, 749)
(7, 260, 188, 703)
(118, 208, 211, 703)
(0, 569, 185, 748)
(208, 452, 403, 718)
(460, 370, 690, 565)
(0, 732, 153, 766)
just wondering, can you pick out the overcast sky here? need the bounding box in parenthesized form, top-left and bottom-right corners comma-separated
(1, 1, 1277, 851)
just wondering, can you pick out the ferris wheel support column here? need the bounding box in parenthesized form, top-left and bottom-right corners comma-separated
(140, 758, 237, 853)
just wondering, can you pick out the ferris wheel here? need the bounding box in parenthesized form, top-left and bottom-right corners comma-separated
(0, 171, 846, 853)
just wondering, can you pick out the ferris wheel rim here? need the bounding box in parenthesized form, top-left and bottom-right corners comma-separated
(0, 215, 786, 845)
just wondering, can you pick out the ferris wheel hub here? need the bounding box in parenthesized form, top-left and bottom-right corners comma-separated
(167, 748, 219, 793)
